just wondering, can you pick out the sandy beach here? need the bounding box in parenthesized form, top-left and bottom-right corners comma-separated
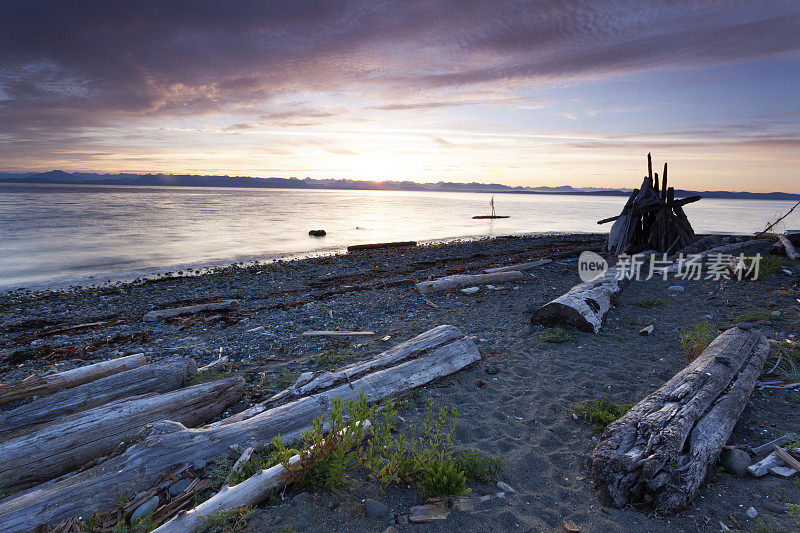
(1, 232, 799, 532)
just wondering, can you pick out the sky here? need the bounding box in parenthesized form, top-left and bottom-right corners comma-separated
(1, 0, 799, 192)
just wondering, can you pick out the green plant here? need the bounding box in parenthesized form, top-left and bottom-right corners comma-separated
(113, 492, 129, 507)
(226, 443, 284, 486)
(208, 456, 235, 489)
(767, 343, 800, 383)
(313, 342, 357, 368)
(572, 397, 632, 432)
(635, 297, 663, 308)
(745, 254, 785, 280)
(538, 327, 574, 343)
(130, 513, 159, 533)
(183, 370, 231, 387)
(789, 503, 800, 528)
(278, 527, 297, 533)
(197, 506, 253, 533)
(453, 449, 504, 483)
(82, 515, 101, 533)
(418, 457, 470, 497)
(753, 514, 779, 533)
(679, 321, 718, 363)
(735, 308, 772, 324)
(774, 484, 787, 501)
(361, 399, 459, 486)
(111, 522, 130, 533)
(258, 369, 301, 393)
(275, 394, 373, 492)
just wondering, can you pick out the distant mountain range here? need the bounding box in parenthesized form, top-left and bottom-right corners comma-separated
(1, 170, 799, 200)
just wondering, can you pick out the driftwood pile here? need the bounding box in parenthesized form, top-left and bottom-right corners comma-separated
(590, 326, 769, 512)
(0, 325, 480, 532)
(601, 154, 700, 255)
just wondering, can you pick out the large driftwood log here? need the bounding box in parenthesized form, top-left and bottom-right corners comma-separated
(0, 377, 244, 492)
(143, 300, 240, 322)
(483, 258, 551, 274)
(530, 266, 627, 333)
(154, 420, 372, 533)
(0, 357, 196, 438)
(0, 353, 147, 407)
(0, 326, 479, 530)
(590, 327, 769, 512)
(416, 271, 523, 294)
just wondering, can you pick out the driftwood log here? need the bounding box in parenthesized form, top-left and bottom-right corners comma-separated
(530, 266, 627, 333)
(659, 238, 773, 275)
(767, 233, 800, 261)
(416, 271, 523, 294)
(0, 353, 147, 407)
(0, 357, 196, 439)
(154, 420, 372, 533)
(0, 377, 244, 492)
(143, 300, 240, 322)
(0, 325, 479, 530)
(483, 258, 551, 274)
(590, 327, 769, 512)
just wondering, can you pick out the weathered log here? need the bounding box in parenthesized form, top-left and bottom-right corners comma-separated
(0, 357, 196, 438)
(197, 356, 229, 372)
(0, 326, 479, 530)
(0, 377, 244, 492)
(143, 300, 240, 322)
(347, 241, 416, 252)
(483, 258, 551, 274)
(766, 233, 800, 261)
(659, 238, 773, 275)
(154, 420, 371, 533)
(590, 327, 769, 512)
(530, 266, 627, 333)
(0, 353, 147, 407)
(416, 271, 523, 294)
(222, 446, 254, 488)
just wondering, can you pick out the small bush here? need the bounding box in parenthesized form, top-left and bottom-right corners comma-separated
(275, 394, 372, 492)
(453, 449, 504, 483)
(767, 343, 800, 383)
(538, 328, 574, 343)
(745, 254, 785, 280)
(197, 507, 253, 533)
(183, 370, 231, 388)
(313, 340, 357, 368)
(735, 308, 772, 324)
(418, 457, 470, 497)
(257, 369, 300, 393)
(572, 397, 632, 432)
(635, 297, 663, 308)
(679, 321, 718, 363)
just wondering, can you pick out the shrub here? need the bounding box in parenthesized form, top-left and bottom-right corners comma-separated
(767, 343, 800, 383)
(418, 457, 470, 497)
(735, 308, 772, 323)
(257, 369, 300, 393)
(538, 327, 574, 343)
(197, 507, 253, 533)
(679, 321, 718, 363)
(453, 449, 504, 483)
(572, 397, 632, 432)
(745, 254, 785, 280)
(635, 297, 663, 308)
(275, 394, 372, 492)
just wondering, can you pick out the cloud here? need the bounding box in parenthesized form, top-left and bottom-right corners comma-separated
(1, 0, 798, 135)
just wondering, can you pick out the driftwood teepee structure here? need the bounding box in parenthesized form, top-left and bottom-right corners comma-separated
(600, 154, 700, 255)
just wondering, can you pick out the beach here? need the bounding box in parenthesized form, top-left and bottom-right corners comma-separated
(1, 232, 799, 532)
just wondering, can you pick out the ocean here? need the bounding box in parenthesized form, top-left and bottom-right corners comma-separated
(0, 183, 795, 289)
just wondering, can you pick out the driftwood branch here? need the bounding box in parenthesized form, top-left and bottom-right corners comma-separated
(143, 300, 240, 322)
(754, 200, 800, 237)
(416, 271, 523, 294)
(483, 258, 551, 274)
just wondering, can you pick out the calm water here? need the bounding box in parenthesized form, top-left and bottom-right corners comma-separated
(0, 183, 796, 288)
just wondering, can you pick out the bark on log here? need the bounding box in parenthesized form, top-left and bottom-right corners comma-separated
(0, 377, 244, 493)
(0, 326, 479, 531)
(0, 357, 196, 439)
(483, 258, 552, 274)
(0, 353, 147, 407)
(416, 271, 524, 294)
(143, 300, 240, 322)
(590, 327, 769, 512)
(767, 233, 800, 261)
(530, 266, 627, 333)
(154, 421, 371, 533)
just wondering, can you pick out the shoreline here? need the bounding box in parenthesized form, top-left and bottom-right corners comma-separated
(1, 232, 798, 532)
(0, 230, 602, 294)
